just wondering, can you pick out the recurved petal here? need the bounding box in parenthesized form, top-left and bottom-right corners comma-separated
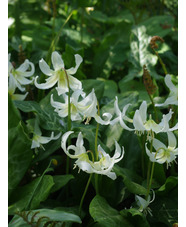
(66, 54, 83, 75)
(51, 51, 64, 71)
(61, 131, 74, 153)
(133, 110, 146, 131)
(16, 75, 33, 85)
(35, 75, 58, 89)
(145, 143, 156, 162)
(39, 59, 54, 76)
(105, 171, 117, 180)
(76, 132, 84, 148)
(165, 74, 177, 93)
(113, 140, 124, 161)
(167, 131, 177, 148)
(18, 61, 35, 77)
(16, 59, 30, 72)
(139, 101, 147, 123)
(50, 94, 64, 109)
(68, 75, 82, 91)
(153, 138, 166, 151)
(11, 92, 28, 101)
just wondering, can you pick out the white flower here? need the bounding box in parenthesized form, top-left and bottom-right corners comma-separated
(111, 98, 178, 138)
(8, 72, 28, 100)
(135, 193, 155, 216)
(145, 132, 178, 168)
(155, 74, 178, 107)
(31, 131, 61, 149)
(51, 89, 112, 125)
(35, 51, 83, 95)
(8, 54, 35, 92)
(61, 131, 124, 180)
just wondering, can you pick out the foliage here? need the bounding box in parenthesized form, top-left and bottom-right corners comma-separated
(8, 0, 178, 226)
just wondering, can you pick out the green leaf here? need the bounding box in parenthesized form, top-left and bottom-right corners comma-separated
(123, 26, 159, 82)
(89, 195, 133, 227)
(14, 98, 64, 131)
(82, 79, 105, 100)
(138, 15, 175, 38)
(8, 122, 32, 197)
(8, 175, 54, 215)
(9, 208, 82, 226)
(51, 175, 74, 193)
(120, 208, 150, 227)
(119, 80, 151, 103)
(157, 176, 178, 196)
(114, 165, 147, 195)
(8, 94, 21, 129)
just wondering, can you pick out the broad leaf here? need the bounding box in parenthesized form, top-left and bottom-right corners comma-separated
(89, 195, 133, 227)
(114, 165, 147, 195)
(51, 175, 74, 193)
(8, 94, 21, 129)
(9, 175, 54, 214)
(9, 208, 82, 226)
(8, 122, 32, 197)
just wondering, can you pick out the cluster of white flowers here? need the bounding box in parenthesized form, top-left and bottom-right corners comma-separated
(8, 51, 178, 179)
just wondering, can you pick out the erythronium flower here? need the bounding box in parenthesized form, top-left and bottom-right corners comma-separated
(8, 72, 28, 100)
(110, 98, 178, 138)
(8, 54, 35, 92)
(135, 193, 155, 216)
(61, 131, 124, 180)
(31, 131, 61, 149)
(51, 89, 112, 125)
(145, 131, 178, 168)
(155, 74, 178, 107)
(35, 51, 83, 95)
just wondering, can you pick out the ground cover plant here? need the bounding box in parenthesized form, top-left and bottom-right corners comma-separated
(8, 0, 178, 226)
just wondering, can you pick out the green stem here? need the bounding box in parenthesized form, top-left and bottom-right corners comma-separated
(153, 49, 168, 75)
(79, 173, 92, 216)
(148, 94, 158, 123)
(146, 162, 155, 200)
(94, 101, 100, 194)
(64, 69, 71, 174)
(146, 137, 154, 200)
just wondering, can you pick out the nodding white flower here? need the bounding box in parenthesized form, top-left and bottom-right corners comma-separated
(145, 132, 178, 168)
(31, 131, 61, 149)
(111, 98, 178, 138)
(35, 51, 83, 95)
(155, 74, 178, 107)
(8, 71, 28, 100)
(135, 193, 155, 216)
(61, 131, 124, 180)
(8, 54, 35, 92)
(51, 89, 112, 125)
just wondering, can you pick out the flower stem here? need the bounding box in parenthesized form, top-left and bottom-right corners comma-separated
(147, 93, 158, 123)
(94, 101, 100, 194)
(146, 137, 154, 200)
(64, 69, 71, 174)
(153, 49, 168, 75)
(79, 173, 92, 216)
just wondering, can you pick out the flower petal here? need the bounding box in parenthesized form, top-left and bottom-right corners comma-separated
(11, 92, 28, 101)
(165, 74, 177, 93)
(167, 131, 177, 148)
(68, 75, 82, 91)
(133, 110, 146, 131)
(51, 51, 64, 71)
(145, 143, 156, 162)
(139, 101, 147, 123)
(61, 131, 74, 156)
(16, 75, 33, 85)
(66, 54, 83, 75)
(153, 138, 166, 151)
(39, 59, 54, 76)
(35, 75, 58, 89)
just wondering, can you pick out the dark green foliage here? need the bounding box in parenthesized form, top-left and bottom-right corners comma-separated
(8, 0, 178, 226)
